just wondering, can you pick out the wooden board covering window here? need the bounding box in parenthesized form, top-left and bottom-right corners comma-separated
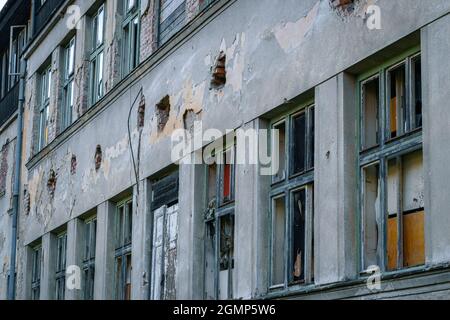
(387, 211, 425, 270)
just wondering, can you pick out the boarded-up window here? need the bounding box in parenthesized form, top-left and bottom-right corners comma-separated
(159, 0, 186, 45)
(387, 150, 425, 271)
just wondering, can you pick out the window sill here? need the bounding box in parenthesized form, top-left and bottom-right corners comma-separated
(262, 263, 450, 300)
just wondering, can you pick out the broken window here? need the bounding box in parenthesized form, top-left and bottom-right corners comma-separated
(204, 145, 236, 300)
(411, 55, 422, 129)
(361, 77, 379, 150)
(83, 216, 97, 300)
(361, 163, 381, 270)
(269, 103, 315, 291)
(291, 107, 314, 175)
(61, 37, 75, 130)
(115, 198, 133, 300)
(31, 244, 42, 300)
(122, 0, 140, 77)
(89, 4, 105, 106)
(270, 196, 285, 287)
(272, 121, 286, 183)
(158, 0, 186, 46)
(38, 64, 51, 151)
(359, 50, 425, 274)
(55, 231, 67, 300)
(388, 63, 407, 139)
(150, 171, 179, 300)
(387, 150, 425, 271)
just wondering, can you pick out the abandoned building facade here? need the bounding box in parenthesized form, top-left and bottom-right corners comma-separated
(1, 0, 450, 300)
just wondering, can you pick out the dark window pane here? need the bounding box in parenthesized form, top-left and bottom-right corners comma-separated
(412, 57, 422, 128)
(292, 189, 306, 283)
(292, 113, 306, 175)
(273, 121, 286, 182)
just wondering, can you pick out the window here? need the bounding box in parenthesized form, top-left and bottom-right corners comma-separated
(55, 231, 67, 300)
(38, 64, 52, 151)
(0, 50, 8, 99)
(359, 50, 425, 273)
(115, 198, 133, 300)
(158, 0, 186, 46)
(31, 244, 42, 300)
(89, 5, 105, 106)
(204, 145, 236, 300)
(150, 172, 179, 300)
(269, 103, 315, 290)
(122, 0, 140, 76)
(61, 37, 76, 130)
(83, 217, 97, 300)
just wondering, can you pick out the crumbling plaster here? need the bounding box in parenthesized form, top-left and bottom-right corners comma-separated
(13, 0, 450, 299)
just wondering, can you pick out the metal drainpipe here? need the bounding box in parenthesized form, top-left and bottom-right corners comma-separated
(8, 57, 26, 300)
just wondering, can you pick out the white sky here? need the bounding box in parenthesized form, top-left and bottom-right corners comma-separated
(0, 0, 6, 12)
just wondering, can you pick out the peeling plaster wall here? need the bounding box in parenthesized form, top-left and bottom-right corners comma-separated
(0, 120, 18, 300)
(12, 0, 450, 298)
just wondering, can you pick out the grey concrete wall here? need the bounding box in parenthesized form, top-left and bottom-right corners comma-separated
(314, 73, 358, 285)
(9, 0, 450, 300)
(422, 14, 450, 266)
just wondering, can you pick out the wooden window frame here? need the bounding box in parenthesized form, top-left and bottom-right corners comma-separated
(61, 36, 76, 130)
(31, 243, 42, 300)
(89, 4, 105, 107)
(203, 141, 236, 300)
(122, 0, 140, 77)
(358, 47, 425, 275)
(55, 231, 67, 300)
(114, 197, 133, 300)
(268, 101, 315, 293)
(82, 216, 97, 300)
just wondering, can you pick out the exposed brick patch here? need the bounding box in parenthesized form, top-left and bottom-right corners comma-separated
(210, 52, 226, 89)
(0, 141, 9, 197)
(95, 145, 103, 171)
(330, 0, 359, 16)
(47, 169, 57, 197)
(138, 94, 146, 128)
(70, 155, 77, 175)
(140, 0, 157, 61)
(156, 95, 171, 132)
(186, 0, 200, 21)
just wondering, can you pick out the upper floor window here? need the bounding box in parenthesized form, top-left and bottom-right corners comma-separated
(83, 216, 97, 300)
(61, 37, 76, 130)
(359, 50, 425, 274)
(31, 243, 42, 300)
(158, 0, 186, 46)
(122, 0, 140, 76)
(55, 231, 67, 300)
(269, 103, 315, 291)
(204, 144, 236, 300)
(89, 4, 105, 106)
(0, 50, 9, 99)
(115, 198, 133, 300)
(38, 64, 52, 151)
